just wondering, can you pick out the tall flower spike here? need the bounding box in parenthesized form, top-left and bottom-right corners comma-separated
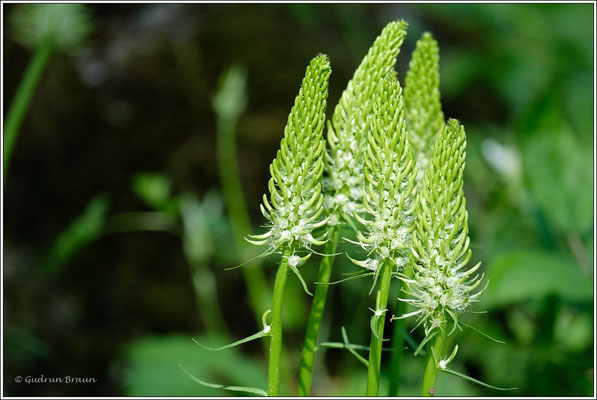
(247, 55, 331, 259)
(398, 119, 485, 336)
(350, 73, 417, 286)
(404, 32, 445, 187)
(325, 21, 408, 224)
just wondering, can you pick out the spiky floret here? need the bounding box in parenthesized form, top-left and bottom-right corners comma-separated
(349, 73, 417, 282)
(247, 55, 331, 260)
(398, 119, 484, 336)
(324, 21, 408, 224)
(404, 32, 445, 186)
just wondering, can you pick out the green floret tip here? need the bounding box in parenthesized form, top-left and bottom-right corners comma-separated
(247, 54, 331, 257)
(325, 20, 408, 224)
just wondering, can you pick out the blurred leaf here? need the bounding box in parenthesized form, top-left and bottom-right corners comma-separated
(179, 364, 266, 396)
(46, 194, 110, 272)
(180, 193, 213, 265)
(4, 323, 53, 362)
(179, 190, 239, 266)
(519, 97, 593, 234)
(482, 250, 592, 309)
(554, 307, 593, 353)
(122, 333, 267, 396)
(506, 309, 536, 345)
(132, 173, 177, 214)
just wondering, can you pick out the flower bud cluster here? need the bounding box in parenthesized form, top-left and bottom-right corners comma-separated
(324, 21, 408, 223)
(399, 119, 484, 335)
(350, 74, 417, 273)
(404, 32, 445, 187)
(248, 55, 331, 254)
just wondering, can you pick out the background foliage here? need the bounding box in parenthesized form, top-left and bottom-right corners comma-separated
(3, 3, 594, 396)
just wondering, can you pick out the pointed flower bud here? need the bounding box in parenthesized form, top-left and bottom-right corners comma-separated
(325, 21, 408, 223)
(400, 119, 484, 336)
(404, 32, 445, 187)
(248, 55, 331, 254)
(350, 73, 417, 276)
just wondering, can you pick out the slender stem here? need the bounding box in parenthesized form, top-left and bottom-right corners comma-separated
(4, 38, 54, 178)
(216, 116, 270, 325)
(388, 284, 406, 396)
(388, 265, 413, 395)
(267, 248, 292, 396)
(422, 324, 446, 396)
(297, 226, 339, 396)
(366, 261, 393, 396)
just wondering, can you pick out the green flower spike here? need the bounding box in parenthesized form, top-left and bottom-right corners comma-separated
(404, 32, 445, 187)
(350, 72, 417, 288)
(11, 4, 92, 52)
(352, 73, 417, 396)
(247, 54, 331, 263)
(397, 119, 485, 337)
(325, 20, 408, 224)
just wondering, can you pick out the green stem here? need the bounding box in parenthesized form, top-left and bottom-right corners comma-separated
(388, 284, 406, 396)
(366, 261, 393, 396)
(4, 37, 54, 178)
(297, 226, 339, 396)
(216, 116, 270, 325)
(388, 265, 413, 396)
(267, 248, 292, 396)
(422, 324, 446, 396)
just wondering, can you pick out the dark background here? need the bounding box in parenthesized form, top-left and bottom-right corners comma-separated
(3, 3, 594, 397)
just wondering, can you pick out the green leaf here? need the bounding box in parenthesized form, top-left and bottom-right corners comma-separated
(289, 264, 313, 296)
(46, 194, 110, 273)
(192, 331, 268, 351)
(370, 314, 389, 342)
(179, 364, 267, 396)
(341, 327, 369, 368)
(318, 341, 393, 353)
(122, 334, 267, 396)
(414, 330, 437, 356)
(315, 271, 374, 285)
(460, 323, 505, 344)
(519, 97, 593, 234)
(440, 368, 517, 391)
(482, 250, 592, 309)
(397, 326, 426, 356)
(132, 173, 177, 213)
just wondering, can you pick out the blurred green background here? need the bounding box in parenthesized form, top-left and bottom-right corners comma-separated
(3, 3, 594, 397)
